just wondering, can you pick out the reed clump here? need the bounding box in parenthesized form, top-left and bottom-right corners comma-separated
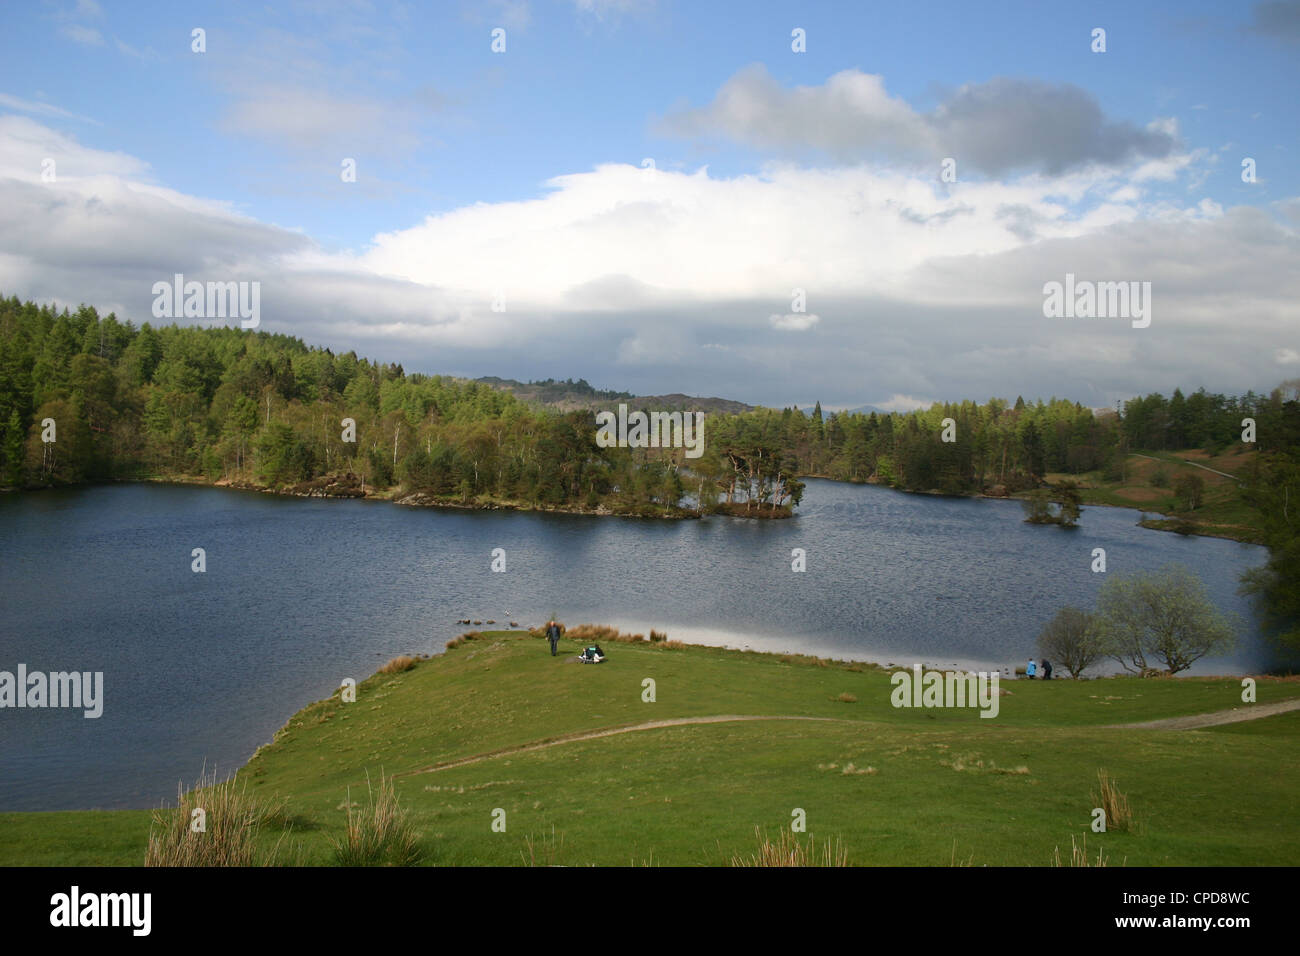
(730, 826, 849, 867)
(145, 768, 290, 867)
(328, 771, 422, 867)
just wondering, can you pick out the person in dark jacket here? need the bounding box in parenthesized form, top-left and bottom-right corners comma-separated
(1041, 659, 1053, 680)
(546, 620, 562, 656)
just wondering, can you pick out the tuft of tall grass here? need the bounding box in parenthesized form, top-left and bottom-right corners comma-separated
(949, 840, 975, 866)
(145, 768, 290, 867)
(1052, 834, 1116, 867)
(561, 624, 685, 648)
(1092, 768, 1134, 832)
(380, 655, 417, 674)
(730, 826, 849, 867)
(446, 630, 484, 650)
(328, 771, 422, 866)
(519, 825, 566, 866)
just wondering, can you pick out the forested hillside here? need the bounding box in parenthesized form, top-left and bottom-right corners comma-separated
(0, 296, 710, 514)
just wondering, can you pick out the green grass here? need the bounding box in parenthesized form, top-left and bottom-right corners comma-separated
(1036, 447, 1265, 543)
(3, 630, 1297, 866)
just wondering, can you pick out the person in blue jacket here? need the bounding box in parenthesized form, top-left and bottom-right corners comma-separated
(1026, 658, 1037, 679)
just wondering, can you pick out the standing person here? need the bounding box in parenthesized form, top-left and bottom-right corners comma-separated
(1041, 659, 1053, 680)
(1026, 658, 1037, 679)
(546, 620, 562, 657)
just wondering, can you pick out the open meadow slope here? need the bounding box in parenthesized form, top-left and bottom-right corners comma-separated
(3, 630, 1298, 866)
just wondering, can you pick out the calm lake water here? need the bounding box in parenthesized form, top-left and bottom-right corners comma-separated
(0, 479, 1285, 811)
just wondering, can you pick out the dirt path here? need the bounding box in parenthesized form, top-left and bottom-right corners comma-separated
(401, 714, 850, 777)
(1106, 697, 1300, 731)
(1130, 452, 1238, 481)
(398, 701, 1300, 779)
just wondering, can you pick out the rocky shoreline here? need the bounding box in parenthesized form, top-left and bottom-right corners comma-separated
(203, 473, 705, 519)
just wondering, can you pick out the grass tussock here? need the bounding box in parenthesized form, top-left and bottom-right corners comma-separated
(445, 630, 484, 650)
(730, 826, 849, 867)
(145, 768, 290, 867)
(554, 623, 685, 649)
(328, 771, 422, 866)
(1092, 768, 1134, 833)
(520, 825, 566, 866)
(1052, 834, 1117, 867)
(379, 655, 417, 674)
(834, 692, 858, 703)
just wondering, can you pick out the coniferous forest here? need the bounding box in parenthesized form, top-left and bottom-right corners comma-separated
(1, 293, 1297, 647)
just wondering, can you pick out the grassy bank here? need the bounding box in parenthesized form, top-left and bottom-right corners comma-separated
(1043, 448, 1264, 544)
(3, 628, 1297, 866)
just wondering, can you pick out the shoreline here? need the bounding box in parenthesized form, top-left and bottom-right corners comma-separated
(796, 474, 1263, 545)
(5, 469, 1257, 541)
(10, 474, 802, 521)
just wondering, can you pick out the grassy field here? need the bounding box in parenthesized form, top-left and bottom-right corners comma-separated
(1040, 447, 1264, 543)
(3, 628, 1297, 867)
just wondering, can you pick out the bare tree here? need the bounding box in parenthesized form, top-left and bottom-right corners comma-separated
(1037, 607, 1103, 678)
(1172, 472, 1205, 511)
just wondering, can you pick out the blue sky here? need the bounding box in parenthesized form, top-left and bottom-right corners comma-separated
(1, 0, 1297, 408)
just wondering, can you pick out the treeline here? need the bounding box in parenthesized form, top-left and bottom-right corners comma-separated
(0, 296, 718, 514)
(2, 294, 1293, 507)
(718, 391, 1293, 497)
(1240, 401, 1300, 650)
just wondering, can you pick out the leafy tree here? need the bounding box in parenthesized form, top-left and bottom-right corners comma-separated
(1095, 564, 1237, 675)
(256, 422, 315, 485)
(1239, 446, 1300, 648)
(3, 408, 24, 486)
(1054, 480, 1083, 527)
(1172, 472, 1205, 511)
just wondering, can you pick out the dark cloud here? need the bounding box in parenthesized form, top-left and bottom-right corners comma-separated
(660, 66, 1179, 178)
(931, 78, 1177, 177)
(1250, 1, 1300, 41)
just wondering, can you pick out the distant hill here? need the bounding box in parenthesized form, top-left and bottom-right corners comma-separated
(794, 403, 893, 417)
(838, 404, 894, 417)
(474, 376, 752, 415)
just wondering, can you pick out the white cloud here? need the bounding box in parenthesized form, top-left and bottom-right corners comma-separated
(1, 117, 1297, 408)
(769, 313, 820, 331)
(59, 24, 103, 46)
(0, 93, 100, 125)
(875, 394, 937, 413)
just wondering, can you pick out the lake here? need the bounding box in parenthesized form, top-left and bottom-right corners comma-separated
(0, 479, 1283, 811)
